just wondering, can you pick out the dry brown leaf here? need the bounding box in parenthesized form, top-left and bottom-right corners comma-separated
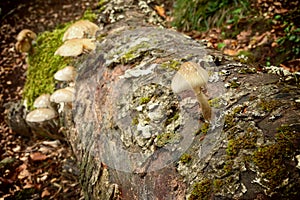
(23, 181, 35, 189)
(237, 30, 252, 43)
(223, 49, 238, 56)
(275, 8, 288, 14)
(42, 140, 60, 148)
(282, 59, 300, 72)
(41, 189, 51, 198)
(154, 5, 167, 19)
(30, 152, 47, 161)
(63, 20, 99, 42)
(18, 168, 30, 180)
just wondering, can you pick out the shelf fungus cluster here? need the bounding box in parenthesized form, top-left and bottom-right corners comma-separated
(54, 20, 99, 57)
(171, 61, 211, 121)
(25, 66, 76, 139)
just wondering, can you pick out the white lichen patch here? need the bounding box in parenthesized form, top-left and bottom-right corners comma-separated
(120, 83, 181, 154)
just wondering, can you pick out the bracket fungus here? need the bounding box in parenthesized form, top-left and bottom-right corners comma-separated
(15, 29, 37, 53)
(171, 61, 212, 121)
(26, 108, 57, 123)
(62, 20, 99, 42)
(54, 38, 96, 57)
(54, 66, 76, 82)
(33, 94, 51, 108)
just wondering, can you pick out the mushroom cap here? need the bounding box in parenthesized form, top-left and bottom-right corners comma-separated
(33, 94, 51, 108)
(15, 40, 31, 53)
(171, 61, 209, 93)
(54, 38, 96, 57)
(50, 87, 74, 103)
(62, 20, 100, 42)
(54, 66, 76, 81)
(26, 108, 57, 122)
(16, 29, 37, 42)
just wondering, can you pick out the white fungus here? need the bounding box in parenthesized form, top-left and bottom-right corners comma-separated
(26, 108, 57, 122)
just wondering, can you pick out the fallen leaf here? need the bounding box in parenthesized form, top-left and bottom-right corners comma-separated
(18, 168, 30, 180)
(30, 152, 47, 161)
(42, 140, 60, 148)
(281, 59, 300, 72)
(275, 8, 288, 14)
(223, 49, 238, 56)
(154, 5, 167, 19)
(12, 145, 21, 152)
(41, 189, 51, 198)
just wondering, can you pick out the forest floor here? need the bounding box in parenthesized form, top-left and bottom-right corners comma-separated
(0, 0, 99, 199)
(0, 0, 299, 199)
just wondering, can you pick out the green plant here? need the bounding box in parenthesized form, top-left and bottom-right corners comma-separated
(276, 21, 300, 63)
(173, 0, 250, 32)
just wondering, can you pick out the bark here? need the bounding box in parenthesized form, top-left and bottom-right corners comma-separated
(61, 1, 300, 199)
(8, 0, 300, 199)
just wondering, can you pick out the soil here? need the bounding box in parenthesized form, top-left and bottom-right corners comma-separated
(0, 0, 98, 199)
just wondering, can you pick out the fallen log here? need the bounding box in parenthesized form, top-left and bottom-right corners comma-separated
(8, 0, 300, 199)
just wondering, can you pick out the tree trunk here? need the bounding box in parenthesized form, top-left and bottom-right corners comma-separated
(15, 0, 300, 199)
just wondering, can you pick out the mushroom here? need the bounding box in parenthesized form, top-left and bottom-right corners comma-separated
(50, 87, 74, 103)
(26, 108, 57, 122)
(33, 94, 51, 108)
(171, 61, 212, 121)
(15, 29, 37, 53)
(54, 66, 76, 82)
(62, 20, 100, 42)
(54, 38, 96, 57)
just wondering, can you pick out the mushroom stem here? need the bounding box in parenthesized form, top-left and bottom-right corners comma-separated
(171, 61, 212, 122)
(194, 87, 211, 121)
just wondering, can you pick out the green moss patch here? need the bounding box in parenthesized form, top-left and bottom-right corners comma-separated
(189, 178, 212, 200)
(23, 7, 105, 109)
(251, 124, 299, 193)
(160, 60, 181, 70)
(180, 153, 192, 164)
(24, 24, 72, 109)
(156, 132, 182, 147)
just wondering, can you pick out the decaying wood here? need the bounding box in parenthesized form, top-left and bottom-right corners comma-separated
(6, 0, 300, 199)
